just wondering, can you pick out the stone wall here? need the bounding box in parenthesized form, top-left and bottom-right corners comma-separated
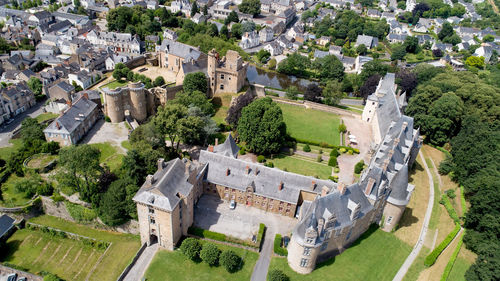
(125, 55, 146, 69)
(40, 196, 75, 222)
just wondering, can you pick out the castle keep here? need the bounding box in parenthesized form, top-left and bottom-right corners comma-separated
(133, 73, 421, 273)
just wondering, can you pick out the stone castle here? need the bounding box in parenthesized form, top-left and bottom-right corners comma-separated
(133, 73, 422, 274)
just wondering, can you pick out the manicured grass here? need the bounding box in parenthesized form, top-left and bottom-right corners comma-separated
(268, 226, 412, 281)
(144, 242, 259, 281)
(0, 174, 32, 207)
(266, 153, 332, 179)
(89, 142, 123, 172)
(211, 93, 235, 125)
(447, 257, 471, 281)
(278, 103, 340, 145)
(100, 79, 129, 90)
(121, 140, 132, 151)
(35, 113, 58, 123)
(402, 247, 429, 281)
(25, 153, 57, 169)
(0, 139, 23, 160)
(28, 215, 141, 281)
(1, 228, 104, 281)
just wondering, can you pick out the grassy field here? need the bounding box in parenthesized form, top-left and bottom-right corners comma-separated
(212, 93, 236, 125)
(448, 257, 471, 281)
(268, 226, 412, 281)
(100, 79, 129, 90)
(144, 242, 259, 281)
(1, 228, 105, 281)
(25, 153, 57, 169)
(0, 139, 23, 160)
(35, 113, 58, 123)
(28, 215, 141, 281)
(278, 103, 340, 145)
(90, 142, 124, 172)
(0, 174, 33, 207)
(266, 153, 332, 179)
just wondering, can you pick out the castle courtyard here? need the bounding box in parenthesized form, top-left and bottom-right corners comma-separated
(130, 65, 177, 83)
(194, 195, 297, 241)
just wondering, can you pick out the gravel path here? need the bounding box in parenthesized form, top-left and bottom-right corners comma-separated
(392, 151, 435, 281)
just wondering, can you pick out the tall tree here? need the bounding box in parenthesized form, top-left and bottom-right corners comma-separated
(312, 55, 345, 81)
(183, 72, 208, 94)
(322, 80, 344, 106)
(304, 84, 322, 102)
(238, 0, 261, 16)
(27, 77, 43, 96)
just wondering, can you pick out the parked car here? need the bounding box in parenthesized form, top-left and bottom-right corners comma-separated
(7, 273, 17, 281)
(229, 200, 236, 209)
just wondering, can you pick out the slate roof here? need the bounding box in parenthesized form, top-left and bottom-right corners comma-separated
(213, 134, 239, 158)
(0, 214, 15, 238)
(50, 80, 74, 93)
(44, 97, 97, 135)
(159, 39, 202, 62)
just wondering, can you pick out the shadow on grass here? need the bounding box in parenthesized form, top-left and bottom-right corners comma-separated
(397, 207, 419, 229)
(0, 239, 22, 262)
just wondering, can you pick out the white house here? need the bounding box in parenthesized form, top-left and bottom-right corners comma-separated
(239, 31, 260, 49)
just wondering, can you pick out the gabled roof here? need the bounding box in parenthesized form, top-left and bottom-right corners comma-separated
(44, 97, 97, 135)
(213, 134, 239, 158)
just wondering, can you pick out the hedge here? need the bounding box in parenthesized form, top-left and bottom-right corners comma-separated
(440, 195, 460, 224)
(424, 223, 461, 267)
(293, 138, 359, 154)
(188, 226, 258, 249)
(273, 234, 288, 256)
(460, 185, 467, 213)
(257, 223, 266, 250)
(440, 233, 464, 281)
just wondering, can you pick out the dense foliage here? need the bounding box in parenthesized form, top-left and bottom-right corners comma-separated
(183, 72, 208, 94)
(219, 250, 241, 272)
(277, 53, 344, 81)
(200, 243, 221, 266)
(237, 98, 286, 155)
(269, 269, 290, 281)
(238, 0, 261, 16)
(180, 238, 202, 260)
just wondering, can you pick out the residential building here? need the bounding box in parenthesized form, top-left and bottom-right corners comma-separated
(355, 34, 378, 49)
(259, 27, 274, 43)
(239, 31, 260, 49)
(68, 70, 99, 90)
(48, 80, 75, 101)
(0, 82, 36, 122)
(86, 30, 142, 55)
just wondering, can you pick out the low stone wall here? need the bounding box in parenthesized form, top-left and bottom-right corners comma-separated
(116, 243, 147, 281)
(0, 265, 42, 281)
(125, 55, 147, 69)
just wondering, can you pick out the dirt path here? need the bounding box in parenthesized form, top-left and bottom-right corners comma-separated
(19, 234, 32, 248)
(74, 250, 95, 280)
(34, 237, 43, 246)
(488, 0, 499, 14)
(43, 244, 61, 266)
(70, 248, 83, 268)
(85, 243, 113, 281)
(59, 245, 74, 266)
(34, 241, 51, 264)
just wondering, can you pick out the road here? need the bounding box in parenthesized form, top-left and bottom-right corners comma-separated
(251, 229, 275, 281)
(392, 151, 435, 281)
(0, 102, 45, 147)
(123, 244, 158, 281)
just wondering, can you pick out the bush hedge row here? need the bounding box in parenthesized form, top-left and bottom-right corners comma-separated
(188, 226, 258, 249)
(273, 234, 288, 256)
(439, 195, 461, 224)
(257, 223, 266, 250)
(26, 223, 109, 250)
(424, 223, 461, 267)
(440, 233, 464, 281)
(294, 138, 359, 154)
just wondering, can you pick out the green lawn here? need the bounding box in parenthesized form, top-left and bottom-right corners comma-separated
(278, 103, 340, 145)
(268, 226, 412, 281)
(0, 139, 23, 161)
(25, 153, 57, 169)
(144, 242, 259, 281)
(212, 93, 236, 125)
(35, 113, 58, 123)
(90, 142, 124, 172)
(1, 228, 104, 281)
(448, 257, 471, 281)
(402, 247, 430, 281)
(100, 79, 129, 90)
(0, 174, 33, 207)
(28, 215, 141, 281)
(266, 154, 332, 179)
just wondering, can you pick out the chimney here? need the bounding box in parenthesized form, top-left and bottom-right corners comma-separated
(145, 175, 155, 186)
(215, 138, 218, 146)
(383, 158, 390, 171)
(310, 180, 316, 190)
(208, 145, 214, 152)
(66, 100, 72, 107)
(245, 165, 250, 175)
(321, 186, 329, 197)
(338, 182, 346, 195)
(278, 181, 284, 191)
(83, 92, 89, 100)
(226, 168, 230, 176)
(157, 158, 165, 171)
(56, 121, 61, 130)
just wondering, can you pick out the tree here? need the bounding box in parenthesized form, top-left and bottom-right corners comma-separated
(58, 145, 102, 204)
(277, 53, 311, 77)
(220, 250, 241, 272)
(356, 44, 367, 55)
(99, 178, 136, 225)
(202, 4, 208, 16)
(225, 11, 239, 25)
(359, 60, 388, 82)
(304, 84, 322, 102)
(285, 86, 300, 100)
(200, 243, 220, 266)
(465, 56, 485, 69)
(404, 36, 419, 53)
(153, 76, 165, 87)
(322, 80, 344, 106)
(396, 70, 417, 97)
(190, 1, 198, 17)
(438, 22, 454, 41)
(241, 20, 256, 33)
(231, 23, 243, 39)
(268, 269, 290, 281)
(154, 103, 188, 151)
(172, 90, 214, 116)
(27, 77, 43, 96)
(483, 34, 494, 42)
(183, 72, 208, 94)
(312, 55, 344, 81)
(21, 117, 44, 146)
(113, 63, 130, 80)
(268, 58, 277, 70)
(424, 92, 464, 145)
(238, 0, 261, 16)
(220, 25, 229, 39)
(391, 45, 407, 61)
(432, 48, 443, 58)
(180, 238, 202, 260)
(339, 123, 347, 133)
(256, 49, 271, 63)
(237, 97, 286, 155)
(359, 74, 381, 100)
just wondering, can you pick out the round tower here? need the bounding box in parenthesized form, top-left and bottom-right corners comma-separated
(287, 234, 321, 274)
(129, 82, 147, 122)
(207, 49, 218, 96)
(103, 87, 124, 123)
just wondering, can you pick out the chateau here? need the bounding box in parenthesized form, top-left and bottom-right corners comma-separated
(133, 73, 421, 273)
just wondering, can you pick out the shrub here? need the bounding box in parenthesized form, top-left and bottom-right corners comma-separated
(303, 144, 311, 152)
(334, 167, 340, 173)
(266, 162, 274, 168)
(188, 227, 226, 242)
(66, 202, 97, 223)
(200, 243, 221, 266)
(51, 192, 64, 202)
(318, 149, 323, 154)
(354, 160, 365, 174)
(445, 189, 456, 199)
(239, 147, 246, 155)
(316, 155, 322, 162)
(330, 149, 339, 157)
(424, 223, 461, 267)
(257, 223, 266, 247)
(257, 155, 266, 163)
(347, 150, 353, 155)
(104, 116, 111, 122)
(328, 156, 337, 167)
(328, 175, 338, 182)
(440, 194, 460, 223)
(180, 238, 202, 260)
(339, 148, 347, 153)
(338, 123, 347, 133)
(319, 142, 329, 148)
(440, 234, 463, 281)
(37, 182, 54, 196)
(273, 234, 288, 256)
(269, 269, 290, 281)
(220, 250, 241, 272)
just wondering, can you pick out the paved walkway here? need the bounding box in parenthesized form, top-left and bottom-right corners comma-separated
(392, 151, 435, 281)
(251, 230, 275, 281)
(123, 244, 158, 281)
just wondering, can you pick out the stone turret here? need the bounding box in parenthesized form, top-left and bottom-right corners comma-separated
(103, 87, 125, 123)
(207, 49, 218, 96)
(129, 82, 147, 122)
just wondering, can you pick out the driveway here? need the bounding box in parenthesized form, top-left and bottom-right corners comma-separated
(80, 119, 129, 152)
(0, 101, 44, 147)
(194, 195, 297, 240)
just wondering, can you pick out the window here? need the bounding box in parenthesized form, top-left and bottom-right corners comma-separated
(321, 241, 328, 251)
(148, 208, 155, 214)
(305, 237, 314, 244)
(300, 258, 308, 267)
(220, 74, 225, 79)
(386, 216, 393, 225)
(303, 247, 311, 256)
(220, 84, 224, 90)
(149, 217, 155, 225)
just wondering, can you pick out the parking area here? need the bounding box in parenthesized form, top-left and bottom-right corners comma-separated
(80, 119, 129, 152)
(194, 195, 297, 240)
